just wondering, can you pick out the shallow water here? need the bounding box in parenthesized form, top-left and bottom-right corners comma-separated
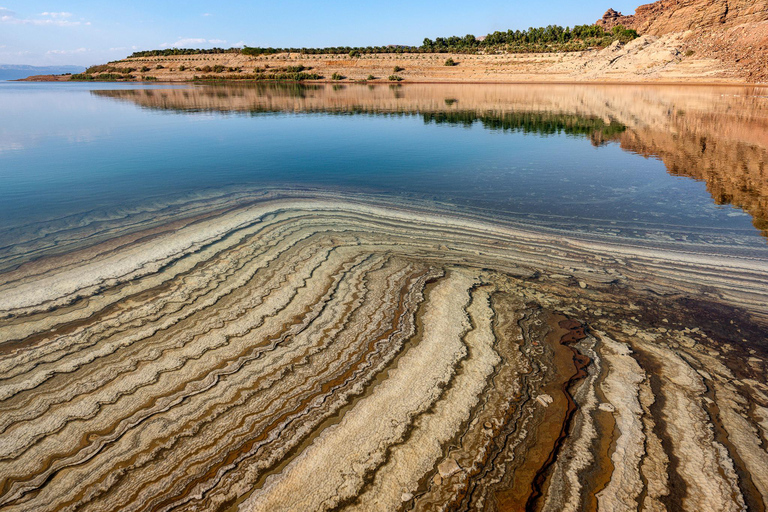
(2, 81, 768, 512)
(2, 81, 767, 253)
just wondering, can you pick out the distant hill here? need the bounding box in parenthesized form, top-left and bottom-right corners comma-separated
(0, 65, 85, 80)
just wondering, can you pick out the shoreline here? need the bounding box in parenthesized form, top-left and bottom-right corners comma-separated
(15, 77, 767, 87)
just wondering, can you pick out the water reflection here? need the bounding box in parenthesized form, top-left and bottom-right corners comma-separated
(95, 83, 768, 237)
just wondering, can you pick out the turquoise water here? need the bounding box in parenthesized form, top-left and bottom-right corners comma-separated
(0, 81, 763, 247)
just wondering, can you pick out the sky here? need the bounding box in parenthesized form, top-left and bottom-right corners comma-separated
(0, 0, 642, 66)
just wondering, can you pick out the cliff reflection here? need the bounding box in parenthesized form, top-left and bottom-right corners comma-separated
(94, 83, 768, 236)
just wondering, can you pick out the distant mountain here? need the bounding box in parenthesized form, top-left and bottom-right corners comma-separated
(0, 64, 85, 80)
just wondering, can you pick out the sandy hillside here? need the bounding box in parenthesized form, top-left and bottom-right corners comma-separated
(56, 36, 732, 84)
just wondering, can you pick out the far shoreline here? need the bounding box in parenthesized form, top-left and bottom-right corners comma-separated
(14, 77, 766, 87)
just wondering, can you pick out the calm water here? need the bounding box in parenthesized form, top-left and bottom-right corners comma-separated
(2, 81, 767, 249)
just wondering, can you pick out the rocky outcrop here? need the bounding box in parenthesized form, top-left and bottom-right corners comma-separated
(599, 0, 768, 35)
(596, 8, 635, 30)
(598, 0, 768, 81)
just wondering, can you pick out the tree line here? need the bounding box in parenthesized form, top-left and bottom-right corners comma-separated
(127, 24, 638, 59)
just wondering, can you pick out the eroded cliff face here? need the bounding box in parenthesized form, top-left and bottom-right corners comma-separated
(598, 0, 768, 34)
(598, 0, 768, 81)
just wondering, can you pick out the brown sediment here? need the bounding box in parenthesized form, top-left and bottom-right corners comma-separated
(436, 307, 589, 512)
(523, 318, 590, 512)
(448, 291, 536, 512)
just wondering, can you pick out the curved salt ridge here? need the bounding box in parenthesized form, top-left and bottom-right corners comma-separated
(2, 197, 767, 321)
(639, 342, 746, 511)
(241, 271, 477, 511)
(0, 204, 274, 313)
(349, 286, 499, 511)
(0, 191, 766, 511)
(595, 335, 645, 511)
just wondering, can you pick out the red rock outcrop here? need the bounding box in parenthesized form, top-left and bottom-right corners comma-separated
(598, 0, 768, 35)
(596, 8, 635, 30)
(598, 0, 768, 81)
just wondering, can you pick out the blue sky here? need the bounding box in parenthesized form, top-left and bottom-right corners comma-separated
(0, 0, 641, 66)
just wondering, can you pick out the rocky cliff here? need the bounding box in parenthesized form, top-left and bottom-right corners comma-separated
(598, 0, 768, 80)
(598, 0, 768, 34)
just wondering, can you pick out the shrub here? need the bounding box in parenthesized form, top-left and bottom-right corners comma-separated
(142, 75, 158, 81)
(444, 57, 457, 66)
(212, 65, 226, 73)
(393, 65, 404, 72)
(366, 74, 375, 80)
(96, 73, 126, 80)
(611, 24, 639, 43)
(331, 72, 345, 80)
(178, 65, 187, 71)
(155, 64, 164, 69)
(240, 46, 279, 56)
(684, 49, 695, 57)
(388, 74, 403, 81)
(140, 66, 150, 72)
(193, 71, 322, 81)
(349, 50, 360, 57)
(85, 64, 110, 74)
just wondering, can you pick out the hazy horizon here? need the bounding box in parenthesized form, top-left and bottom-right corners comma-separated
(1, 0, 642, 67)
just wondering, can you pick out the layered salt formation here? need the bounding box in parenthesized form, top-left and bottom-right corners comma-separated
(0, 190, 766, 511)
